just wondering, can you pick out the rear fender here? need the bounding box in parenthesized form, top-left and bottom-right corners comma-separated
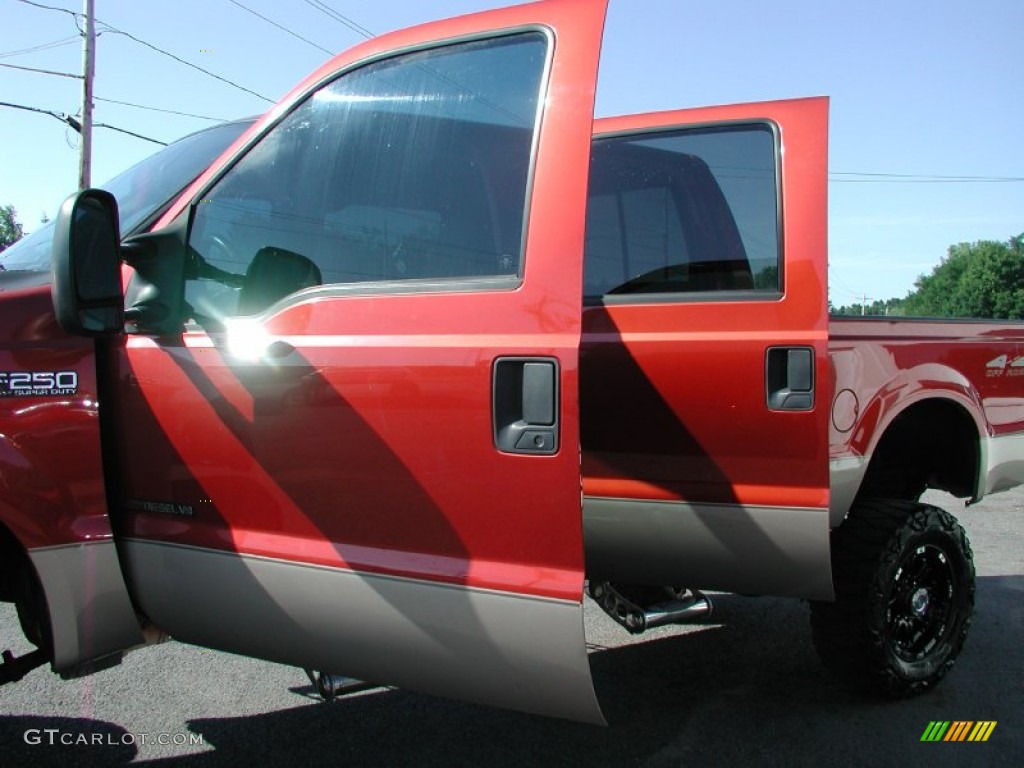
(835, 363, 989, 523)
(851, 361, 982, 441)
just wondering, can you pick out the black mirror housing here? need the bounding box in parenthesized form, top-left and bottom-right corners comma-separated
(51, 189, 125, 337)
(121, 213, 192, 336)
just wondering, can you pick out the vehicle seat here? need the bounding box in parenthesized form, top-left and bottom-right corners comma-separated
(237, 246, 322, 315)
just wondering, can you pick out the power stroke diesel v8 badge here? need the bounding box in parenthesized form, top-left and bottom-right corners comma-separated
(0, 371, 79, 397)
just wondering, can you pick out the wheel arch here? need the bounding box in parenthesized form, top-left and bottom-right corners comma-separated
(0, 437, 143, 672)
(862, 396, 981, 495)
(832, 361, 990, 525)
(0, 517, 54, 660)
(852, 383, 986, 510)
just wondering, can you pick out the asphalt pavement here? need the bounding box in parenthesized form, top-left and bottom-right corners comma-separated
(1, 489, 1021, 766)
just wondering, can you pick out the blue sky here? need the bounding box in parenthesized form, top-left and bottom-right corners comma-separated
(2, 0, 1021, 303)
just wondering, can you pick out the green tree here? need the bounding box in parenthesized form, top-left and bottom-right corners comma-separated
(754, 264, 779, 291)
(831, 297, 905, 317)
(903, 234, 1024, 319)
(0, 204, 24, 253)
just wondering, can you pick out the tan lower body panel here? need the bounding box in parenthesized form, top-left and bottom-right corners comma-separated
(29, 540, 144, 670)
(985, 432, 1024, 496)
(120, 539, 604, 724)
(584, 497, 834, 601)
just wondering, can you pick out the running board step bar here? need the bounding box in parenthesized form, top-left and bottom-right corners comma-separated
(303, 669, 379, 701)
(1, 647, 49, 685)
(588, 582, 712, 634)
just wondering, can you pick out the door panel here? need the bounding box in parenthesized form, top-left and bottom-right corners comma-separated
(112, 0, 607, 723)
(581, 98, 832, 599)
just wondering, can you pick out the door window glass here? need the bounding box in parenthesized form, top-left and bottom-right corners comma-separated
(186, 33, 547, 322)
(584, 125, 779, 299)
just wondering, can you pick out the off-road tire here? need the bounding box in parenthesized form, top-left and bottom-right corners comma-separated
(810, 499, 974, 697)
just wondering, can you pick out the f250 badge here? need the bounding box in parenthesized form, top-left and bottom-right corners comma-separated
(0, 371, 79, 397)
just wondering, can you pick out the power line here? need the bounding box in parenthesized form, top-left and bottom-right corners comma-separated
(0, 61, 81, 79)
(301, 0, 374, 39)
(831, 172, 1024, 184)
(0, 35, 81, 59)
(13, 0, 78, 20)
(827, 265, 866, 300)
(15, 0, 272, 103)
(1, 101, 167, 145)
(832, 179, 1023, 184)
(8, 0, 1023, 184)
(96, 21, 274, 103)
(0, 100, 68, 123)
(834, 171, 1019, 179)
(14, 0, 276, 104)
(93, 122, 166, 145)
(225, 0, 333, 55)
(95, 96, 226, 122)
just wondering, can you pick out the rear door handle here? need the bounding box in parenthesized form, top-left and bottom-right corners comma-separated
(766, 346, 815, 411)
(493, 358, 559, 455)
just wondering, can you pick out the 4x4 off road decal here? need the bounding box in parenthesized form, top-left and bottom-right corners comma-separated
(986, 354, 1024, 378)
(0, 371, 79, 397)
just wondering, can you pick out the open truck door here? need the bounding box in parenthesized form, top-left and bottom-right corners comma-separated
(581, 99, 833, 601)
(102, 0, 606, 723)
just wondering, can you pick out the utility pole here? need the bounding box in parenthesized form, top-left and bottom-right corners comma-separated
(79, 0, 95, 189)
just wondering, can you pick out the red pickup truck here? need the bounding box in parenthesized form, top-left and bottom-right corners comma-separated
(2, 0, 1021, 724)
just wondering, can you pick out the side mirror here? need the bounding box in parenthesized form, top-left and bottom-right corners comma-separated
(51, 189, 125, 336)
(121, 218, 192, 336)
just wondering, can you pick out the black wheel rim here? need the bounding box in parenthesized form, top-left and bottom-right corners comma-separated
(886, 543, 958, 662)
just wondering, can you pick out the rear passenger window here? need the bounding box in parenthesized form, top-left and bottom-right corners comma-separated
(584, 125, 779, 300)
(184, 33, 547, 322)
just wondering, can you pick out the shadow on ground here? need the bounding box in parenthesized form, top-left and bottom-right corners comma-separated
(4, 576, 1018, 767)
